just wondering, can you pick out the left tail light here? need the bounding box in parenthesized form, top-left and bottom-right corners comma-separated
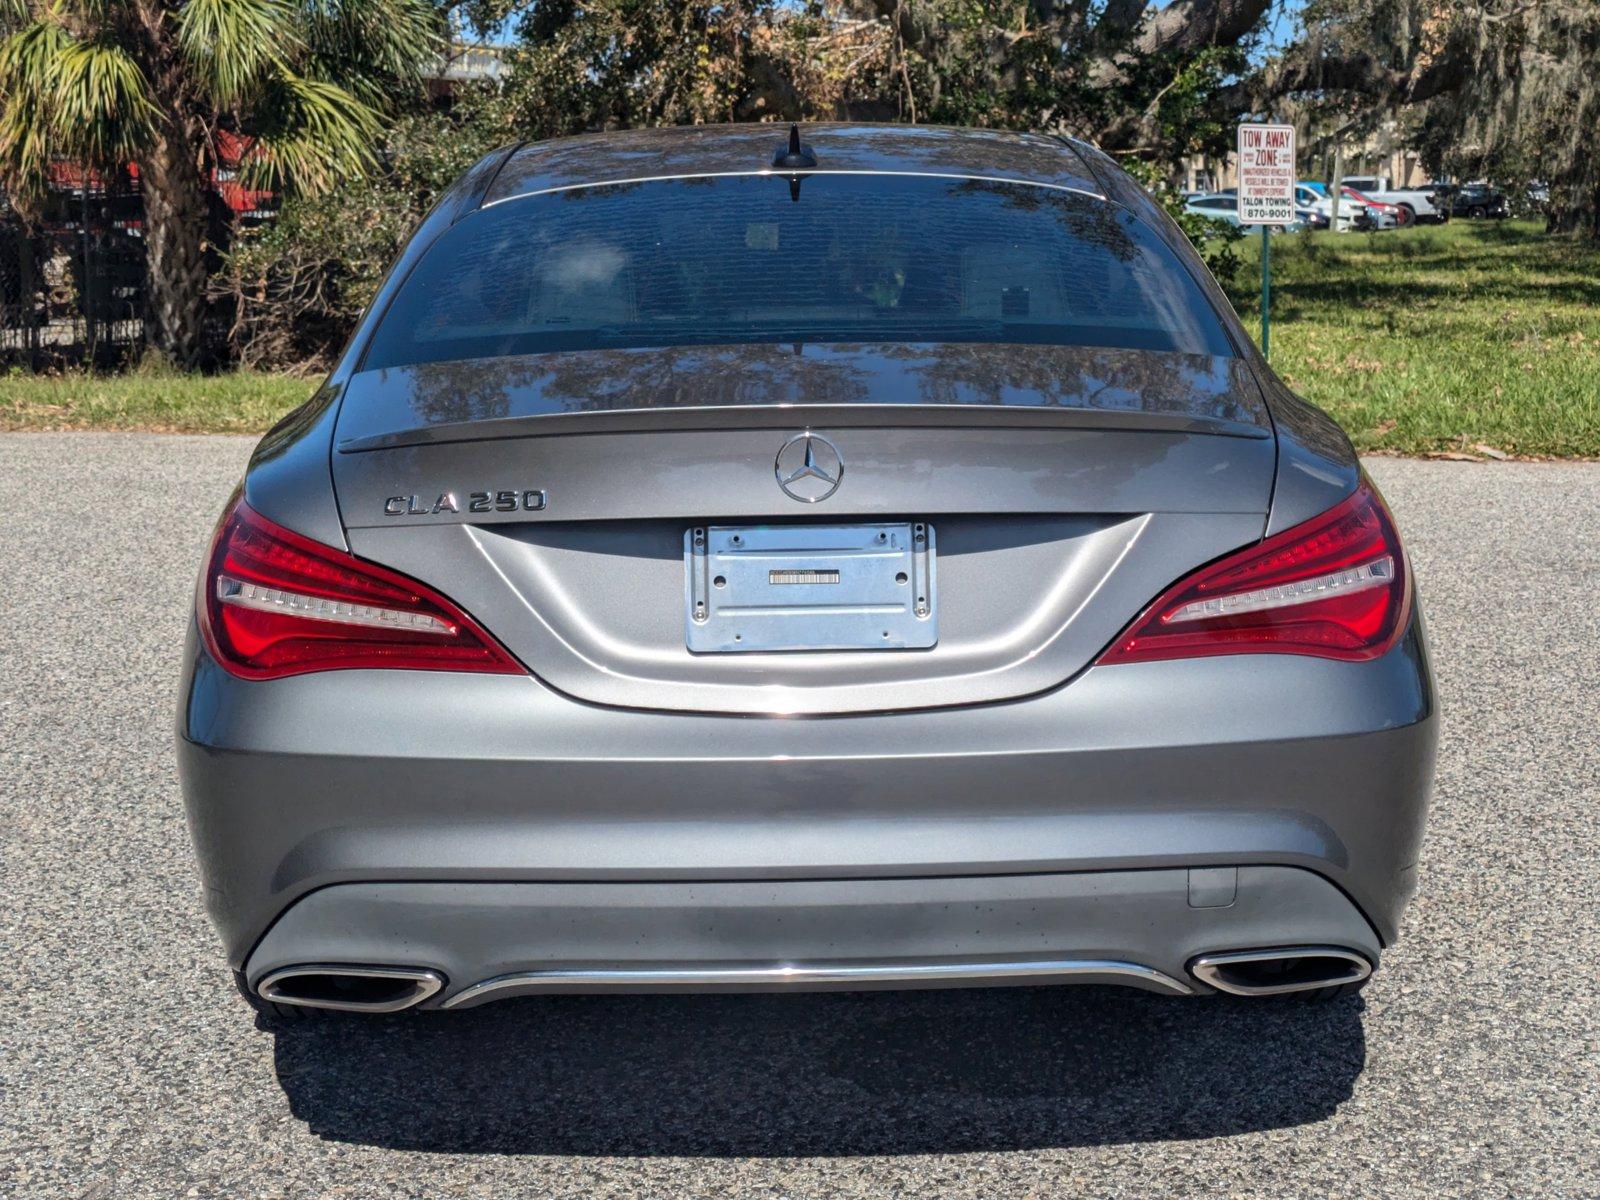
(1098, 479, 1410, 665)
(198, 495, 524, 680)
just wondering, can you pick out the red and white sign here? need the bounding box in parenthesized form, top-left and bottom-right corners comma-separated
(1237, 123, 1297, 225)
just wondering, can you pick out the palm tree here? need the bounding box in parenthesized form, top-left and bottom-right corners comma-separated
(0, 0, 442, 366)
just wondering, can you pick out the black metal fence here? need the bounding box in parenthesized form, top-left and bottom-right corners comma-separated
(1, 175, 148, 369)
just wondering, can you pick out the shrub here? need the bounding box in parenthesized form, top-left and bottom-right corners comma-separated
(216, 93, 514, 371)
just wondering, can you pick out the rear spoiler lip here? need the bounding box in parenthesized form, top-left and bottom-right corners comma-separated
(335, 403, 1272, 454)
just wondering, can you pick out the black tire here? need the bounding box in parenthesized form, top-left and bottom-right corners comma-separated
(1396, 204, 1416, 227)
(1469, 205, 1487, 219)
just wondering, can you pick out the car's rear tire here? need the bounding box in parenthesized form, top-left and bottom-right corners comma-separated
(1396, 204, 1416, 227)
(1469, 205, 1487, 219)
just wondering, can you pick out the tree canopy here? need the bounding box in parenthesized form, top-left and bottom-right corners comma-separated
(480, 0, 1276, 163)
(1261, 1, 1600, 233)
(12, 0, 1595, 370)
(0, 0, 444, 363)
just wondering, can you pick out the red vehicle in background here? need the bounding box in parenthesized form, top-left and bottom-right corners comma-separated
(6, 131, 276, 362)
(1342, 186, 1406, 228)
(43, 129, 276, 234)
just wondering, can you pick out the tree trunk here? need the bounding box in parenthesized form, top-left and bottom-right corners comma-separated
(139, 127, 209, 368)
(1543, 149, 1600, 239)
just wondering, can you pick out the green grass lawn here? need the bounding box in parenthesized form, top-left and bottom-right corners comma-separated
(3, 220, 1597, 456)
(1228, 219, 1600, 458)
(0, 367, 310, 434)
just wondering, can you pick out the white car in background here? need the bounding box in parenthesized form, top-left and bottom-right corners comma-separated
(1294, 185, 1360, 232)
(1295, 184, 1398, 232)
(1183, 192, 1311, 233)
(1341, 176, 1446, 225)
(1182, 188, 1394, 235)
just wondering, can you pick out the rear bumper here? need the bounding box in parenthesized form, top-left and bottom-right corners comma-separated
(177, 615, 1436, 992)
(244, 867, 1380, 1005)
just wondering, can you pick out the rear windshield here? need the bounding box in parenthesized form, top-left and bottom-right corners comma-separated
(361, 173, 1233, 371)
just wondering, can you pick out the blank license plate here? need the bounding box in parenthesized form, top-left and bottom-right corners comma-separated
(685, 523, 936, 653)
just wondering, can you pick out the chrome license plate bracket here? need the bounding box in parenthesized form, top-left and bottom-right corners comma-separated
(685, 522, 936, 653)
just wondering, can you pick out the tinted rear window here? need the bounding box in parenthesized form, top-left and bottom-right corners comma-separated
(362, 174, 1233, 370)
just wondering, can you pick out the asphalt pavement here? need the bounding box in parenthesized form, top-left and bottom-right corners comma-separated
(2, 433, 1597, 1198)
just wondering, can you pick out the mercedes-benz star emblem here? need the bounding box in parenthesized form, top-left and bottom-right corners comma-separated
(774, 433, 844, 503)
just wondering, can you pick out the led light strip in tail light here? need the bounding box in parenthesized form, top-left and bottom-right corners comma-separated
(215, 577, 457, 635)
(1163, 555, 1395, 624)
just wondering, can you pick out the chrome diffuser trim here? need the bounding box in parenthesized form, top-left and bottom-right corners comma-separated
(1188, 946, 1373, 996)
(256, 965, 446, 1013)
(442, 958, 1193, 1008)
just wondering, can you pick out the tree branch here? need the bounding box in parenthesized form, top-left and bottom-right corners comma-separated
(1097, 0, 1151, 41)
(1088, 0, 1272, 86)
(1255, 47, 1470, 107)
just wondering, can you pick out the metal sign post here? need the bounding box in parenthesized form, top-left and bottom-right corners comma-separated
(1237, 122, 1297, 362)
(1260, 223, 1271, 360)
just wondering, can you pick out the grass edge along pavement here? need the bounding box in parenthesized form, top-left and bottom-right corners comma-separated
(0, 368, 308, 436)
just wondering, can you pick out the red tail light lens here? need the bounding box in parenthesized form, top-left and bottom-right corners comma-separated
(1099, 481, 1410, 664)
(198, 496, 523, 679)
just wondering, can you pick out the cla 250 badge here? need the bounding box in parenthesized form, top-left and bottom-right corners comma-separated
(383, 490, 547, 517)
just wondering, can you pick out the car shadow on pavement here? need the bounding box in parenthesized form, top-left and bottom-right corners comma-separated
(267, 984, 1366, 1155)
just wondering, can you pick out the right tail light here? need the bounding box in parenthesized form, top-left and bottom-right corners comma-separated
(1098, 480, 1411, 664)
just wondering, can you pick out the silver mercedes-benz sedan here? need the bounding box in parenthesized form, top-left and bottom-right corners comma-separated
(178, 123, 1436, 1018)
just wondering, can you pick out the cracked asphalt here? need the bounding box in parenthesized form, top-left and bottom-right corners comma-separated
(2, 433, 1597, 1198)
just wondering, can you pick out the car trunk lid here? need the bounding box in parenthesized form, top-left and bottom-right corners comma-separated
(330, 343, 1275, 714)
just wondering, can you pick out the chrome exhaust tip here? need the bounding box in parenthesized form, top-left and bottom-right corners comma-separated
(1188, 946, 1372, 996)
(255, 965, 445, 1013)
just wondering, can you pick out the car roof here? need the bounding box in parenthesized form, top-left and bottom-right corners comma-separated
(482, 122, 1108, 207)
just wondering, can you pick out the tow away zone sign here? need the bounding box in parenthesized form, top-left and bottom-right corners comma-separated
(1237, 123, 1297, 225)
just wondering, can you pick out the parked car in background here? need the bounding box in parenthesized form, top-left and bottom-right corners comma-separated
(1506, 182, 1551, 219)
(1182, 192, 1308, 233)
(1341, 187, 1401, 230)
(1339, 177, 1446, 225)
(1300, 183, 1396, 231)
(1446, 183, 1510, 219)
(1295, 184, 1360, 233)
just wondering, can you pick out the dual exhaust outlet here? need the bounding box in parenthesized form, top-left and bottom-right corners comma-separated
(257, 965, 445, 1013)
(254, 946, 1371, 1013)
(1186, 946, 1372, 996)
